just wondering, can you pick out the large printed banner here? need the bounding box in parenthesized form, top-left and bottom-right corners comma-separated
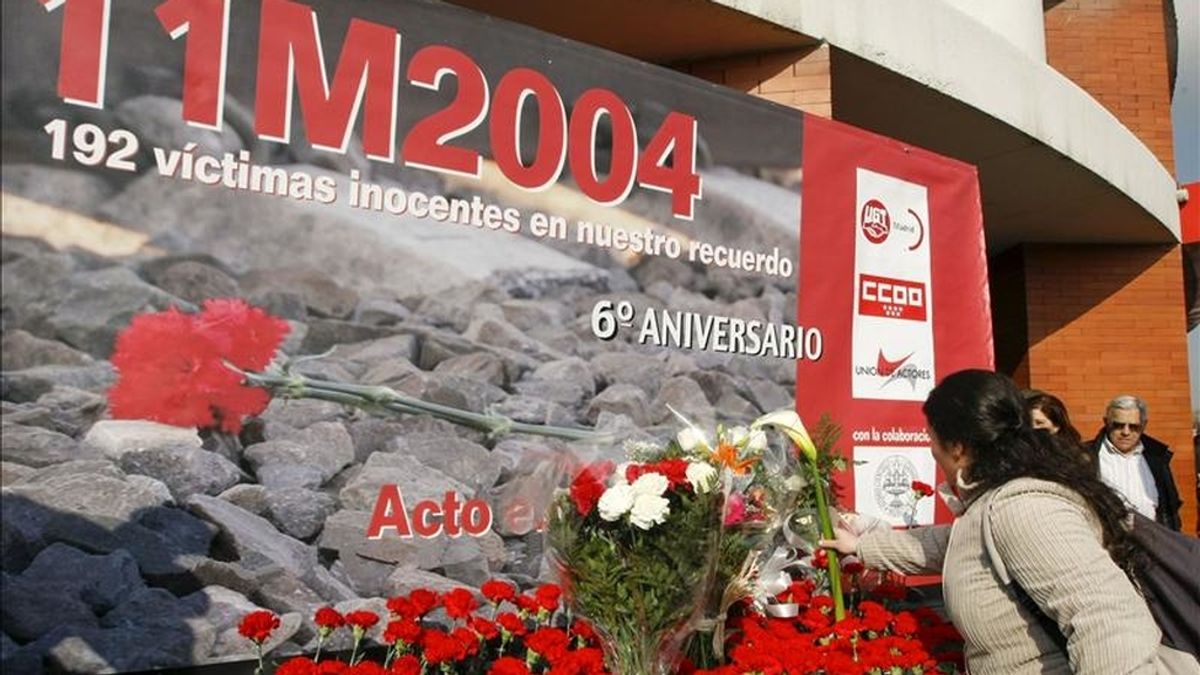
(798, 117, 992, 526)
(0, 0, 987, 671)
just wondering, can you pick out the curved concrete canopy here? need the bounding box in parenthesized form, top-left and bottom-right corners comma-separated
(717, 0, 1181, 250)
(448, 0, 1181, 253)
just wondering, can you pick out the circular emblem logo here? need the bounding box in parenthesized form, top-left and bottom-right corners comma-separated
(860, 199, 891, 244)
(872, 455, 917, 519)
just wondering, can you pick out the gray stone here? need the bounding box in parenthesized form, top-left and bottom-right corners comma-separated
(34, 623, 192, 673)
(0, 251, 75, 336)
(352, 298, 412, 326)
(20, 544, 144, 614)
(300, 320, 398, 354)
(590, 351, 670, 396)
(185, 494, 317, 577)
(264, 488, 338, 540)
(438, 537, 491, 587)
(258, 398, 346, 432)
(384, 568, 479, 600)
(249, 289, 309, 322)
(115, 95, 242, 157)
(0, 573, 98, 641)
(330, 554, 394, 598)
(45, 266, 183, 358)
(148, 260, 241, 304)
(529, 357, 597, 394)
(687, 370, 740, 405)
(416, 283, 508, 332)
(357, 358, 423, 388)
(512, 379, 591, 409)
(491, 395, 577, 427)
(1, 329, 94, 370)
(650, 376, 714, 425)
(387, 433, 502, 495)
(338, 457, 470, 515)
(346, 417, 411, 463)
(0, 461, 35, 486)
(0, 164, 116, 215)
(745, 378, 793, 414)
(190, 558, 264, 597)
(318, 509, 447, 568)
(584, 384, 651, 426)
(251, 567, 327, 619)
(300, 563, 358, 605)
(715, 392, 761, 422)
(428, 373, 507, 412)
(464, 317, 563, 362)
(0, 362, 117, 400)
(499, 298, 572, 331)
(241, 267, 359, 320)
(247, 422, 354, 489)
(83, 420, 202, 459)
(1, 424, 102, 468)
(116, 444, 243, 501)
(4, 472, 170, 522)
(16, 459, 124, 484)
(218, 484, 269, 516)
(33, 386, 106, 436)
(433, 352, 507, 387)
(337, 334, 420, 367)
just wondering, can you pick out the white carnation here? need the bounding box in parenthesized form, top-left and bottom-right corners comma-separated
(746, 429, 768, 453)
(597, 484, 635, 521)
(631, 472, 670, 497)
(676, 427, 709, 455)
(685, 462, 718, 494)
(629, 493, 671, 529)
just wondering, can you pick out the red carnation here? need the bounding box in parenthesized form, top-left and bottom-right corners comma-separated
(276, 657, 316, 675)
(346, 663, 387, 675)
(515, 594, 542, 614)
(315, 662, 348, 675)
(811, 549, 829, 569)
(569, 461, 613, 517)
(653, 458, 690, 489)
(525, 627, 570, 663)
(386, 596, 415, 618)
(383, 619, 422, 645)
(570, 619, 597, 644)
(534, 584, 561, 613)
(481, 579, 517, 605)
(468, 616, 500, 640)
(408, 589, 439, 617)
(911, 480, 935, 497)
(238, 610, 280, 644)
(108, 300, 288, 433)
(451, 626, 480, 657)
(442, 588, 478, 620)
(421, 630, 467, 664)
(389, 655, 422, 675)
(496, 612, 527, 636)
(314, 607, 345, 633)
(344, 610, 380, 632)
(489, 657, 532, 675)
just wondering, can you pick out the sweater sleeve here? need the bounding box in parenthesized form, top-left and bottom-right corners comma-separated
(989, 483, 1161, 675)
(857, 524, 951, 575)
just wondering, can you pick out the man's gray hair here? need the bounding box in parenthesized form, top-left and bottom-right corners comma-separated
(1106, 395, 1148, 423)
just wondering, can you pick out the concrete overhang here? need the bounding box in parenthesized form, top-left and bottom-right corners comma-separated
(447, 0, 1181, 254)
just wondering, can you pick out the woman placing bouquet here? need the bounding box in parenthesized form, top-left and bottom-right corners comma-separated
(822, 369, 1199, 674)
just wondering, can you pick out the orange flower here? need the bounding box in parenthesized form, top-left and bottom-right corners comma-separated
(711, 443, 756, 475)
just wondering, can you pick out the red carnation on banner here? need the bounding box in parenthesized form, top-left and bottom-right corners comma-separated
(481, 579, 517, 605)
(108, 300, 288, 433)
(911, 480, 935, 498)
(442, 588, 479, 620)
(107, 299, 604, 441)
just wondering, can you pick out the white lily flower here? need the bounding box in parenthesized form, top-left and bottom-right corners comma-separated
(753, 409, 817, 462)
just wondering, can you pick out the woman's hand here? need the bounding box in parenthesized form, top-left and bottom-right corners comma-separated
(819, 521, 860, 556)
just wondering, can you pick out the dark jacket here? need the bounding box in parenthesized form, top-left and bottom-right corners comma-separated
(1089, 431, 1183, 531)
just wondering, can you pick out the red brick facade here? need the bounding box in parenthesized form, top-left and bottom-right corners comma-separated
(1045, 0, 1176, 172)
(676, 45, 832, 118)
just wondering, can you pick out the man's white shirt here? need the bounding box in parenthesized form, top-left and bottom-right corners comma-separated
(1097, 436, 1159, 520)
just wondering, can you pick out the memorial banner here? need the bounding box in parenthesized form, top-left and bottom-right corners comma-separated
(0, 0, 988, 671)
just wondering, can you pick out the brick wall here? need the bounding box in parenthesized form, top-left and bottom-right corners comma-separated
(674, 45, 832, 118)
(1044, 0, 1175, 172)
(1023, 243, 1196, 532)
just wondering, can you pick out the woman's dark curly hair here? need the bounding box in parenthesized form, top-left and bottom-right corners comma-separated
(923, 369, 1140, 578)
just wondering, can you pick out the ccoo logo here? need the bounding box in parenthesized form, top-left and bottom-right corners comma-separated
(860, 199, 891, 244)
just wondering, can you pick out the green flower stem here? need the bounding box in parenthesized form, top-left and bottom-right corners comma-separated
(241, 370, 605, 442)
(810, 459, 846, 622)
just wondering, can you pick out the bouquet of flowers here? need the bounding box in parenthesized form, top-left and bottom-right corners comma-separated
(546, 454, 724, 674)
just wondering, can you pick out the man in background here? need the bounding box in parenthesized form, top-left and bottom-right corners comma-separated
(1090, 395, 1183, 531)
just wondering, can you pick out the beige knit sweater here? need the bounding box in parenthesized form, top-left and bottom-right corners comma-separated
(858, 477, 1198, 674)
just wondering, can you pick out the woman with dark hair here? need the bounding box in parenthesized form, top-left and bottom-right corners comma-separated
(822, 369, 1198, 674)
(1026, 391, 1085, 448)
